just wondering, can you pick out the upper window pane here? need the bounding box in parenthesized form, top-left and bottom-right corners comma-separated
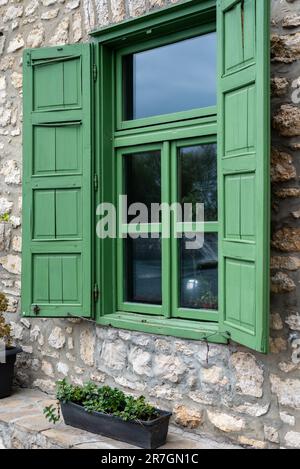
(123, 32, 217, 121)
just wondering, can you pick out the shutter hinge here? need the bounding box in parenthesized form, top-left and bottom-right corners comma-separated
(32, 304, 40, 315)
(26, 52, 32, 66)
(93, 63, 98, 82)
(93, 283, 99, 302)
(94, 173, 98, 191)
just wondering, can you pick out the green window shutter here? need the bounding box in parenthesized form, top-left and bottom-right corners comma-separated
(22, 44, 93, 318)
(217, 0, 270, 352)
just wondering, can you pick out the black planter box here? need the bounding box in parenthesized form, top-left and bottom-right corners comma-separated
(0, 346, 22, 399)
(61, 401, 172, 449)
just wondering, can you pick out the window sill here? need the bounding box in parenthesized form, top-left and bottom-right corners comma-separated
(97, 312, 228, 344)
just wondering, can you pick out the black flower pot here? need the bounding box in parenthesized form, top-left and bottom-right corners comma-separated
(61, 401, 172, 449)
(0, 346, 22, 399)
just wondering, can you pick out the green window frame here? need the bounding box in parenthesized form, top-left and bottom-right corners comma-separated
(22, 0, 270, 352)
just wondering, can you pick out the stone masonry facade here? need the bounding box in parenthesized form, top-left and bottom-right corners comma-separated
(0, 0, 300, 449)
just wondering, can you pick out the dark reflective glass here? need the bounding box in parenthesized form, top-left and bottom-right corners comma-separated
(123, 32, 217, 120)
(180, 233, 218, 310)
(179, 144, 217, 222)
(125, 237, 162, 304)
(125, 151, 161, 223)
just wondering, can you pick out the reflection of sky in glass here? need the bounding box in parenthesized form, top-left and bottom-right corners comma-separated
(132, 33, 217, 119)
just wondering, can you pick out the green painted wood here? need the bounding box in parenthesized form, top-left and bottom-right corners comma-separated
(22, 44, 93, 318)
(98, 312, 228, 344)
(217, 0, 270, 352)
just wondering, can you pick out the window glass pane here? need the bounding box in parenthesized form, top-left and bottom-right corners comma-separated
(125, 150, 161, 223)
(180, 233, 218, 310)
(179, 144, 217, 222)
(125, 237, 162, 304)
(123, 32, 217, 120)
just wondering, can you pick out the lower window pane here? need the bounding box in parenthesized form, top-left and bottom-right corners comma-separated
(180, 233, 218, 310)
(125, 237, 162, 305)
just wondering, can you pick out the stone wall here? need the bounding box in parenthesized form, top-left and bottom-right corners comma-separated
(0, 0, 300, 449)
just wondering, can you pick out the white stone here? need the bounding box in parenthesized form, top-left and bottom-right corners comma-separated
(27, 26, 45, 48)
(189, 391, 214, 406)
(100, 340, 127, 370)
(0, 76, 6, 105)
(0, 108, 11, 127)
(0, 37, 5, 56)
(233, 402, 270, 417)
(42, 0, 57, 5)
(150, 385, 183, 401)
(0, 160, 21, 184)
(129, 346, 152, 376)
(114, 375, 146, 392)
(286, 313, 300, 331)
(10, 321, 23, 340)
(0, 255, 21, 275)
(0, 223, 11, 251)
(11, 72, 22, 89)
(280, 412, 295, 427)
(30, 325, 40, 342)
(25, 0, 39, 17)
(33, 379, 55, 393)
(57, 362, 69, 376)
(80, 328, 95, 366)
(20, 318, 31, 329)
(12, 236, 21, 253)
(153, 354, 185, 383)
(10, 216, 21, 228)
(7, 35, 24, 53)
(66, 352, 76, 362)
(0, 198, 13, 216)
(0, 0, 8, 6)
(264, 425, 280, 444)
(50, 18, 69, 45)
(285, 432, 300, 448)
(67, 337, 74, 350)
(72, 10, 82, 42)
(202, 366, 228, 386)
(74, 366, 83, 375)
(83, 0, 95, 31)
(66, 0, 80, 9)
(3, 5, 23, 23)
(207, 411, 245, 433)
(22, 345, 33, 354)
(41, 9, 59, 20)
(231, 352, 264, 398)
(48, 327, 66, 349)
(41, 361, 54, 377)
(270, 375, 300, 409)
(0, 436, 5, 449)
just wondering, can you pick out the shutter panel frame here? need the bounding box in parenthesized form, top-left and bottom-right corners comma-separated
(22, 44, 94, 318)
(217, 0, 270, 352)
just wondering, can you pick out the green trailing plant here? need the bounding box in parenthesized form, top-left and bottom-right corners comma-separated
(0, 292, 12, 347)
(43, 379, 158, 424)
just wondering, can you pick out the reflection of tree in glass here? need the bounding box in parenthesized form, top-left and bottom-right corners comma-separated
(180, 233, 218, 310)
(126, 151, 161, 216)
(179, 144, 217, 222)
